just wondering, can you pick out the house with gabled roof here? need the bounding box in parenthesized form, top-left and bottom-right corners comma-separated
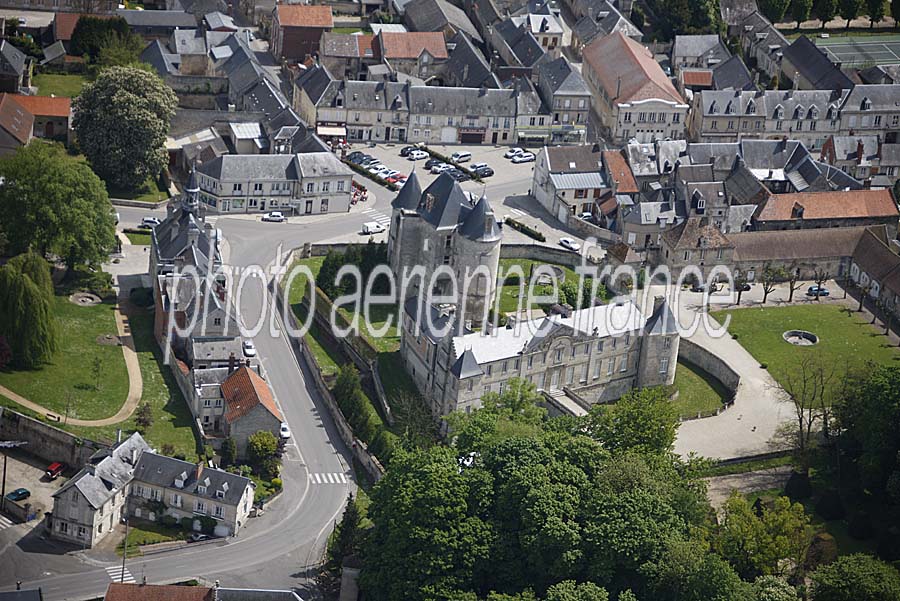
(0, 93, 33, 155)
(222, 365, 284, 457)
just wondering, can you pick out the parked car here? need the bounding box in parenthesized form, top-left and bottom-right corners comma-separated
(261, 211, 286, 222)
(504, 147, 524, 158)
(559, 237, 581, 252)
(474, 166, 494, 177)
(424, 158, 442, 169)
(408, 150, 429, 161)
(690, 282, 706, 293)
(358, 156, 378, 166)
(386, 173, 406, 183)
(470, 162, 489, 171)
(346, 151, 364, 161)
(447, 169, 470, 182)
(189, 533, 212, 542)
(280, 422, 291, 439)
(139, 217, 161, 229)
(45, 462, 65, 480)
(242, 339, 257, 357)
(511, 152, 536, 164)
(580, 212, 593, 221)
(366, 163, 385, 174)
(5, 488, 29, 502)
(400, 146, 415, 157)
(362, 221, 386, 234)
(431, 163, 451, 174)
(451, 151, 472, 163)
(806, 285, 830, 297)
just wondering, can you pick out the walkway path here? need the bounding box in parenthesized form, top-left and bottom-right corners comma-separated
(705, 465, 793, 509)
(0, 234, 144, 426)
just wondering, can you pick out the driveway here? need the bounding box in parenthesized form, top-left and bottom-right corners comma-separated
(0, 449, 68, 526)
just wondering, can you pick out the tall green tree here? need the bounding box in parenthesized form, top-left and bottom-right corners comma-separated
(0, 264, 58, 368)
(70, 15, 130, 58)
(865, 0, 885, 24)
(7, 252, 53, 300)
(791, 0, 814, 25)
(0, 143, 115, 269)
(97, 32, 148, 69)
(639, 539, 752, 601)
(544, 581, 608, 601)
(73, 67, 177, 190)
(331, 493, 363, 567)
(761, 0, 791, 22)
(815, 0, 839, 26)
(586, 387, 679, 455)
(752, 576, 799, 601)
(810, 553, 900, 601)
(839, 0, 862, 26)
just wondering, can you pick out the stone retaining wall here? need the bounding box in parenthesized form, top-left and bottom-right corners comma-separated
(0, 407, 108, 467)
(677, 338, 741, 395)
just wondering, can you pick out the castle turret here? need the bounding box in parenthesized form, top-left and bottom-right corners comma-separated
(184, 166, 200, 214)
(637, 296, 679, 388)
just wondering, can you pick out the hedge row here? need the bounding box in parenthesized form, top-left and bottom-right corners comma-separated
(343, 159, 399, 191)
(505, 217, 546, 241)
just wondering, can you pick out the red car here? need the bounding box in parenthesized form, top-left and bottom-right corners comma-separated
(386, 174, 407, 184)
(45, 462, 65, 480)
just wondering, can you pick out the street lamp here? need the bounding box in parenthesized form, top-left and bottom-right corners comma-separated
(0, 441, 28, 513)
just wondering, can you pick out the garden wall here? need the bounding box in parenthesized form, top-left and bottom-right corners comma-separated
(0, 407, 108, 467)
(677, 338, 741, 395)
(499, 244, 603, 269)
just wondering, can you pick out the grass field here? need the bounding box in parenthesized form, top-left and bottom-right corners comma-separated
(107, 175, 169, 203)
(118, 519, 187, 556)
(126, 231, 152, 245)
(672, 360, 728, 419)
(0, 296, 129, 420)
(33, 73, 88, 97)
(711, 304, 900, 391)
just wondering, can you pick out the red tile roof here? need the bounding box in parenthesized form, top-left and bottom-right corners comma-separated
(14, 95, 71, 118)
(583, 32, 684, 105)
(276, 4, 334, 28)
(0, 94, 33, 145)
(756, 189, 899, 221)
(378, 31, 448, 60)
(357, 34, 377, 58)
(105, 583, 214, 601)
(681, 69, 713, 87)
(54, 12, 114, 41)
(602, 150, 638, 194)
(222, 366, 282, 424)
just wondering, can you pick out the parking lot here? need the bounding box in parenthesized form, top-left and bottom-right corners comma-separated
(1, 449, 69, 527)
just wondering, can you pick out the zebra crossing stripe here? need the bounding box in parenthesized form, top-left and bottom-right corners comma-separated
(308, 472, 351, 484)
(338, 473, 347, 483)
(0, 515, 13, 529)
(105, 567, 135, 583)
(510, 208, 525, 217)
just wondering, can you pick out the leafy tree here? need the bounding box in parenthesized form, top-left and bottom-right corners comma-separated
(760, 264, 785, 304)
(810, 553, 900, 601)
(134, 402, 153, 432)
(839, 0, 862, 26)
(791, 0, 814, 25)
(97, 32, 147, 70)
(893, 0, 900, 25)
(544, 580, 608, 601)
(639, 539, 752, 601)
(714, 493, 813, 580)
(71, 16, 130, 58)
(0, 143, 116, 270)
(586, 387, 679, 455)
(73, 67, 177, 190)
(91, 356, 103, 391)
(0, 265, 58, 368)
(815, 0, 839, 25)
(481, 378, 546, 427)
(390, 390, 437, 447)
(360, 447, 493, 600)
(0, 335, 11, 369)
(7, 252, 53, 300)
(247, 430, 279, 466)
(752, 576, 799, 601)
(220, 437, 237, 467)
(865, 0, 885, 24)
(778, 354, 838, 464)
(331, 493, 363, 568)
(760, 0, 791, 22)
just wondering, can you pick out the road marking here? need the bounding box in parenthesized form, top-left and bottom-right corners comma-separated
(308, 472, 349, 484)
(105, 567, 135, 583)
(0, 515, 13, 530)
(510, 208, 526, 217)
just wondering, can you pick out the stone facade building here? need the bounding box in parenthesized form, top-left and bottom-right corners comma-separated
(270, 4, 333, 61)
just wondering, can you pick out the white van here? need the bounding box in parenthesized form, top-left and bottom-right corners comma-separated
(362, 222, 386, 234)
(451, 151, 472, 163)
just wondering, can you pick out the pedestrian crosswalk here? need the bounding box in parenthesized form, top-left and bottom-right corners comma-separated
(510, 208, 526, 217)
(105, 566, 135, 583)
(361, 208, 392, 226)
(308, 472, 349, 485)
(0, 514, 14, 531)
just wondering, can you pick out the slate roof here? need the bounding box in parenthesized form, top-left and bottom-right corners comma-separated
(408, 85, 517, 117)
(379, 31, 447, 59)
(296, 152, 353, 178)
(295, 63, 335, 105)
(222, 366, 282, 423)
(54, 433, 150, 509)
(392, 169, 422, 210)
(844, 84, 900, 112)
(573, 0, 641, 47)
(827, 135, 880, 162)
(403, 0, 483, 43)
(402, 297, 461, 343)
(445, 32, 500, 88)
(583, 32, 684, 105)
(0, 41, 26, 77)
(276, 4, 333, 28)
(852, 226, 900, 294)
(645, 298, 678, 335)
(116, 9, 198, 28)
(756, 189, 899, 221)
(711, 55, 755, 91)
(782, 35, 852, 91)
(40, 41, 66, 65)
(673, 34, 729, 62)
(204, 11, 236, 30)
(458, 194, 501, 242)
(141, 39, 180, 76)
(449, 348, 482, 378)
(0, 590, 43, 601)
(731, 226, 872, 262)
(495, 19, 547, 68)
(858, 64, 900, 85)
(198, 154, 298, 181)
(152, 198, 218, 268)
(133, 453, 251, 506)
(417, 172, 474, 229)
(696, 88, 846, 121)
(174, 29, 207, 55)
(536, 56, 590, 95)
(321, 32, 376, 59)
(0, 94, 32, 145)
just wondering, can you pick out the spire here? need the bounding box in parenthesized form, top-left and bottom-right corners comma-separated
(391, 169, 422, 211)
(460, 193, 501, 242)
(184, 164, 200, 214)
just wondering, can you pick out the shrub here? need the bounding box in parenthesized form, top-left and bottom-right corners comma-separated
(180, 517, 195, 532)
(804, 532, 838, 571)
(271, 477, 283, 490)
(198, 516, 217, 534)
(816, 490, 846, 521)
(760, 362, 768, 369)
(369, 429, 399, 464)
(848, 512, 874, 540)
(504, 217, 545, 241)
(160, 515, 178, 528)
(785, 470, 812, 500)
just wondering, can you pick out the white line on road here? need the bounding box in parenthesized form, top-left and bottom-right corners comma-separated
(0, 515, 13, 529)
(510, 208, 526, 217)
(105, 567, 135, 583)
(308, 472, 350, 484)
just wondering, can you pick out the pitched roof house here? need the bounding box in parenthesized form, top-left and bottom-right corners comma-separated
(403, 0, 483, 43)
(271, 4, 334, 61)
(754, 188, 899, 236)
(222, 365, 283, 457)
(781, 35, 853, 91)
(0, 93, 33, 154)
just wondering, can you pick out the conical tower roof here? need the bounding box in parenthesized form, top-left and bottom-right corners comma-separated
(391, 169, 422, 211)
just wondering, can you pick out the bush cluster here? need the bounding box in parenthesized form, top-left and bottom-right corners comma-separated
(504, 217, 545, 241)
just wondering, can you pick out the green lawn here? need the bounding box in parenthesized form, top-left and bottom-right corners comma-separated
(118, 518, 187, 556)
(0, 296, 129, 420)
(107, 175, 169, 203)
(125, 231, 152, 245)
(672, 360, 728, 419)
(711, 304, 900, 391)
(33, 73, 88, 97)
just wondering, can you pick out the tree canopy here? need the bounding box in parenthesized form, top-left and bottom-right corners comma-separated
(0, 143, 115, 268)
(70, 15, 130, 58)
(0, 254, 58, 368)
(810, 553, 900, 601)
(73, 67, 177, 190)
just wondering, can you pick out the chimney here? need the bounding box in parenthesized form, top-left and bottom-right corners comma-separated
(195, 462, 204, 482)
(792, 71, 799, 92)
(228, 352, 236, 374)
(857, 139, 865, 165)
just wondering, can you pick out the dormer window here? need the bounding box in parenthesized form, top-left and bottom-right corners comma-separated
(216, 490, 225, 499)
(809, 107, 818, 119)
(175, 471, 187, 489)
(746, 100, 755, 114)
(708, 100, 717, 114)
(725, 101, 734, 115)
(794, 105, 803, 120)
(861, 97, 872, 110)
(198, 485, 207, 495)
(827, 105, 836, 120)
(774, 105, 784, 119)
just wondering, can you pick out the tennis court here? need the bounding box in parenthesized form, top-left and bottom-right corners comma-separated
(815, 34, 900, 67)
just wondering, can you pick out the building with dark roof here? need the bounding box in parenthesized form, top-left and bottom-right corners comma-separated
(672, 34, 730, 73)
(388, 171, 501, 323)
(738, 10, 787, 80)
(781, 35, 853, 92)
(0, 94, 33, 155)
(403, 0, 482, 43)
(0, 41, 28, 92)
(117, 9, 198, 37)
(444, 32, 501, 89)
(569, 0, 641, 55)
(534, 56, 591, 143)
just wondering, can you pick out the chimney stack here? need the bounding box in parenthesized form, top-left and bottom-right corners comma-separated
(228, 352, 236, 374)
(857, 139, 865, 165)
(195, 462, 203, 482)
